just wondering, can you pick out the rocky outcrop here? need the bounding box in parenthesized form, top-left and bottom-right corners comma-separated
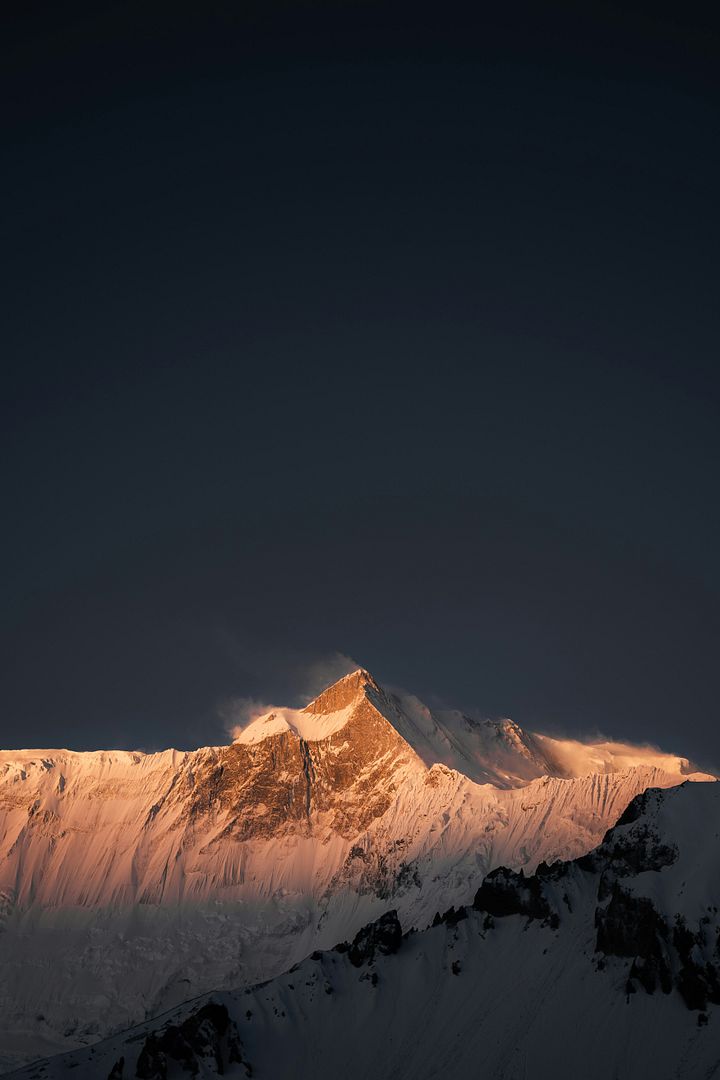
(186, 672, 422, 843)
(594, 883, 672, 994)
(336, 910, 403, 967)
(473, 786, 720, 1012)
(473, 867, 552, 922)
(672, 915, 720, 1011)
(324, 837, 422, 900)
(134, 1002, 246, 1079)
(432, 905, 468, 927)
(576, 789, 678, 883)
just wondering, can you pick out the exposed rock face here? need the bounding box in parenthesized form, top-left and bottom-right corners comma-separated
(152, 670, 424, 843)
(577, 786, 679, 887)
(341, 909, 403, 967)
(673, 915, 720, 1011)
(432, 904, 469, 927)
(134, 1002, 246, 1079)
(473, 867, 551, 921)
(595, 884, 673, 995)
(473, 782, 720, 1011)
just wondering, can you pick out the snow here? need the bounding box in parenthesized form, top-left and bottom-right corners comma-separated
(617, 781, 720, 923)
(233, 703, 355, 744)
(0, 668, 714, 1072)
(11, 781, 720, 1080)
(533, 734, 706, 779)
(382, 688, 714, 788)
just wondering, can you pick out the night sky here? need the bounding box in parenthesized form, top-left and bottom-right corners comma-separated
(3, 3, 719, 767)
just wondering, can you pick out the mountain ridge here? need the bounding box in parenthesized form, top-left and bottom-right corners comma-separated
(0, 667, 713, 1071)
(10, 779, 719, 1080)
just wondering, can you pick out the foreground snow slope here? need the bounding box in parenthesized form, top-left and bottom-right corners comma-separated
(12, 780, 720, 1080)
(0, 670, 712, 1070)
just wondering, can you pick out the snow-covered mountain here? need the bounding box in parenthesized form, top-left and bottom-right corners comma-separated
(11, 778, 720, 1080)
(0, 669, 712, 1072)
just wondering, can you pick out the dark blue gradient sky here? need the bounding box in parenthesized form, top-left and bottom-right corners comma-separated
(2, 3, 720, 767)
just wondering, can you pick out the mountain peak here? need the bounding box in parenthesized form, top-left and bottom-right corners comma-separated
(232, 668, 389, 746)
(303, 667, 381, 715)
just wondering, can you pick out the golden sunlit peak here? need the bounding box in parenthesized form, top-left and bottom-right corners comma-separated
(303, 667, 379, 715)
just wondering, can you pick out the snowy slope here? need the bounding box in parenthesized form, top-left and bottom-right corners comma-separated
(0, 669, 713, 1070)
(12, 780, 720, 1080)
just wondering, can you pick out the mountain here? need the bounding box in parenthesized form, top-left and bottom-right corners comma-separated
(11, 778, 720, 1080)
(0, 669, 712, 1071)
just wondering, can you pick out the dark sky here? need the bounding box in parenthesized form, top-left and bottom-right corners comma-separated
(2, 2, 719, 768)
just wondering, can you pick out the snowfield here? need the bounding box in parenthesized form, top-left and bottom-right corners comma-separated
(0, 669, 714, 1072)
(8, 779, 720, 1080)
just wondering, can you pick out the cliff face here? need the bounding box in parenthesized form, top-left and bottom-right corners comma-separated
(0, 671, 426, 909)
(186, 672, 423, 841)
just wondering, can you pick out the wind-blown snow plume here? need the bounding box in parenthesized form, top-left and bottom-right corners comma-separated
(297, 651, 360, 701)
(219, 651, 360, 739)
